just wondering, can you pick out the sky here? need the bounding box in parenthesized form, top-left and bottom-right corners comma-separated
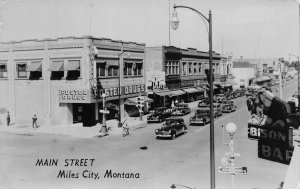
(0, 0, 299, 60)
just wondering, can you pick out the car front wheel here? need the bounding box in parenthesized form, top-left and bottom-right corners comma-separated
(171, 133, 176, 140)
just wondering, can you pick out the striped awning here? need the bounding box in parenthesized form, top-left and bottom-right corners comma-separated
(27, 62, 42, 72)
(64, 60, 80, 71)
(48, 61, 64, 71)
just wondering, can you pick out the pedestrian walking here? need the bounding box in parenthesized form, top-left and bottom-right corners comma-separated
(32, 114, 38, 128)
(6, 111, 10, 126)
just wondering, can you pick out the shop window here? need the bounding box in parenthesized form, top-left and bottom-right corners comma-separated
(16, 63, 27, 78)
(165, 65, 168, 75)
(0, 64, 7, 78)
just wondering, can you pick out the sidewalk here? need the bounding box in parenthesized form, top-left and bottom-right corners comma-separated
(0, 115, 148, 138)
(0, 100, 200, 138)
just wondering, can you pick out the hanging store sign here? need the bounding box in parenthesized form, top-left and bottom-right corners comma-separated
(166, 74, 181, 81)
(99, 84, 145, 98)
(258, 140, 294, 165)
(248, 124, 294, 165)
(59, 89, 93, 103)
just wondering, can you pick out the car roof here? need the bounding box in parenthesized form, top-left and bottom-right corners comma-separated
(165, 117, 184, 121)
(196, 107, 210, 111)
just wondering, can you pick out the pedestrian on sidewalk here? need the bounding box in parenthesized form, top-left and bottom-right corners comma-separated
(6, 111, 10, 126)
(32, 114, 38, 128)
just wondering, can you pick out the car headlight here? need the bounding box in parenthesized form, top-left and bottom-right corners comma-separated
(168, 130, 172, 134)
(155, 129, 158, 133)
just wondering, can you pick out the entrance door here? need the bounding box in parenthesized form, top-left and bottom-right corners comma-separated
(73, 103, 96, 127)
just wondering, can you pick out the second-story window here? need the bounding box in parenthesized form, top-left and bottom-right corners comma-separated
(188, 62, 192, 74)
(16, 63, 27, 78)
(194, 63, 197, 74)
(28, 61, 42, 80)
(198, 63, 202, 73)
(49, 60, 64, 80)
(182, 62, 186, 75)
(0, 64, 7, 78)
(165, 62, 169, 75)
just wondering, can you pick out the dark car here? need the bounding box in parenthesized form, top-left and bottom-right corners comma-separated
(155, 117, 187, 139)
(171, 103, 191, 116)
(198, 97, 216, 107)
(147, 107, 173, 123)
(190, 108, 211, 126)
(213, 103, 223, 117)
(216, 94, 227, 102)
(221, 101, 237, 113)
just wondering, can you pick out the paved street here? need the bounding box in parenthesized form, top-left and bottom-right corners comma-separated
(0, 79, 297, 189)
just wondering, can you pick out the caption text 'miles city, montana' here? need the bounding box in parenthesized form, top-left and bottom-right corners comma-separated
(35, 158, 140, 179)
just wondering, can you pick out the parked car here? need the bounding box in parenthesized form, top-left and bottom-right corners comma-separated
(198, 98, 210, 107)
(213, 103, 223, 117)
(216, 94, 227, 102)
(172, 103, 191, 116)
(155, 117, 187, 139)
(147, 107, 173, 123)
(190, 108, 211, 126)
(221, 102, 237, 113)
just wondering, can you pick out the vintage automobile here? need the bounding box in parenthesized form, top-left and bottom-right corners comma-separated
(216, 94, 227, 102)
(155, 117, 187, 139)
(213, 103, 223, 117)
(221, 101, 237, 113)
(171, 103, 191, 116)
(147, 107, 173, 123)
(198, 98, 210, 107)
(190, 108, 211, 126)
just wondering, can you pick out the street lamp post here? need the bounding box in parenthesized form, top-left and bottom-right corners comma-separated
(118, 48, 124, 127)
(289, 54, 300, 112)
(225, 122, 238, 189)
(100, 93, 108, 134)
(171, 5, 215, 189)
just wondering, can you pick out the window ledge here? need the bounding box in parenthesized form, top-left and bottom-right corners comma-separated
(124, 75, 143, 78)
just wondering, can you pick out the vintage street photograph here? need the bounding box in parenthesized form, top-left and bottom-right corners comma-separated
(0, 0, 299, 189)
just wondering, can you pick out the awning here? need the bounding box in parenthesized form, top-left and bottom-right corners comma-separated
(27, 62, 42, 72)
(182, 87, 202, 93)
(106, 60, 119, 67)
(200, 85, 217, 90)
(195, 87, 205, 91)
(97, 60, 119, 67)
(155, 89, 186, 97)
(222, 79, 238, 86)
(64, 60, 80, 71)
(125, 96, 153, 105)
(48, 61, 64, 71)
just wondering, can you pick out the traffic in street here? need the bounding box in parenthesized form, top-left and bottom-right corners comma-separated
(0, 78, 297, 189)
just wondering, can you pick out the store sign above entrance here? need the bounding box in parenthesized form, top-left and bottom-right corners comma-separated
(59, 89, 94, 103)
(166, 74, 181, 81)
(99, 84, 145, 98)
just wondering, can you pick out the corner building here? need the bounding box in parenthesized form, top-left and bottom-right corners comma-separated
(0, 36, 146, 126)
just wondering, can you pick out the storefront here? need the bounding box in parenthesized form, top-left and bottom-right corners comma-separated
(0, 36, 146, 127)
